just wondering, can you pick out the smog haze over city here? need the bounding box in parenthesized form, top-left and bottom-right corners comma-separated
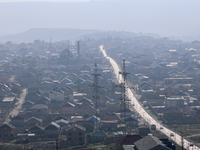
(0, 0, 200, 41)
(0, 0, 200, 150)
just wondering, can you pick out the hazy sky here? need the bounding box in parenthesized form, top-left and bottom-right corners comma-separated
(0, 0, 89, 2)
(0, 0, 199, 38)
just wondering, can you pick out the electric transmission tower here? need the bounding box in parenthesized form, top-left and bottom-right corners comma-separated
(119, 59, 130, 117)
(121, 59, 130, 83)
(90, 63, 102, 116)
(116, 59, 130, 135)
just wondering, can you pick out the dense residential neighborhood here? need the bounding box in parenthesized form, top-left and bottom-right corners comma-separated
(0, 36, 199, 149)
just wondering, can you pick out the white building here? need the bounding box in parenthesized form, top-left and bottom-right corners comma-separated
(165, 96, 185, 108)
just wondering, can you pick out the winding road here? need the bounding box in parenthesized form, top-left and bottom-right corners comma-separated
(100, 45, 199, 150)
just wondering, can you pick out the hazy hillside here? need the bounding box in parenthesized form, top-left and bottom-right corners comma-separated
(0, 28, 161, 43)
(0, 28, 102, 43)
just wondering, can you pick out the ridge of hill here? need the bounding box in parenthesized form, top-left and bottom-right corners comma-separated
(0, 28, 103, 43)
(0, 28, 160, 43)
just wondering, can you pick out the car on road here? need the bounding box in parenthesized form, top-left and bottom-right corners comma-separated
(170, 133, 174, 137)
(190, 143, 194, 146)
(160, 126, 163, 129)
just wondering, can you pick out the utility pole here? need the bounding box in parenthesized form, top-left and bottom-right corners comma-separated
(181, 132, 184, 150)
(181, 136, 184, 150)
(90, 63, 102, 116)
(55, 138, 59, 150)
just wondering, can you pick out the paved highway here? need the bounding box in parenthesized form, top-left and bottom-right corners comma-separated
(100, 45, 199, 150)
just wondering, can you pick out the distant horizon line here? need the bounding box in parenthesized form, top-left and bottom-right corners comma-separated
(2, 27, 159, 35)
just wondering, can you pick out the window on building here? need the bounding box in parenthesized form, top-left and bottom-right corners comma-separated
(79, 132, 82, 136)
(68, 132, 71, 136)
(79, 138, 82, 141)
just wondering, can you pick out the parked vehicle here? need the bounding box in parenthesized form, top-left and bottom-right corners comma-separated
(150, 124, 156, 130)
(143, 101, 147, 107)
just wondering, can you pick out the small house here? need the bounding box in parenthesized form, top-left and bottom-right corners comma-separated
(115, 135, 142, 150)
(90, 130, 107, 143)
(28, 125, 44, 136)
(61, 102, 75, 115)
(25, 117, 43, 127)
(0, 123, 15, 139)
(134, 135, 173, 150)
(30, 104, 48, 116)
(124, 116, 138, 127)
(10, 115, 24, 127)
(65, 124, 86, 145)
(44, 122, 60, 138)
